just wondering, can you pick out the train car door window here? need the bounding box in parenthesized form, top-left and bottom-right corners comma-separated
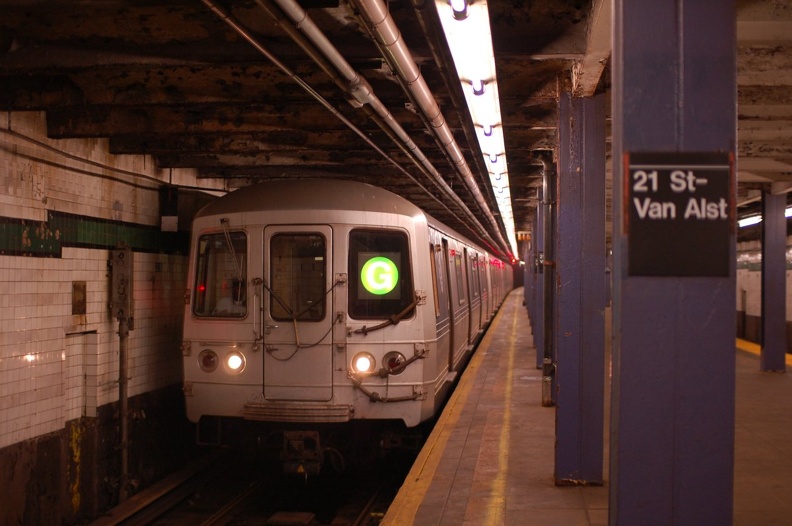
(270, 233, 327, 321)
(348, 229, 413, 319)
(193, 231, 247, 318)
(454, 252, 466, 305)
(429, 243, 441, 317)
(471, 254, 481, 299)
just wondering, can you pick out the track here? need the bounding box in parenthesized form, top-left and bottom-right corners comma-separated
(91, 446, 415, 526)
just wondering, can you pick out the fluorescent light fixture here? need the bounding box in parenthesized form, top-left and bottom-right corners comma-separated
(437, 0, 517, 255)
(738, 215, 762, 228)
(737, 206, 792, 227)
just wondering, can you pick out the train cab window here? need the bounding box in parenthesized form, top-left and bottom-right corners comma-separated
(270, 233, 326, 321)
(193, 231, 247, 318)
(348, 229, 413, 320)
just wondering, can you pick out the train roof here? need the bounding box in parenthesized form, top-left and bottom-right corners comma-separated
(195, 178, 501, 258)
(195, 179, 425, 219)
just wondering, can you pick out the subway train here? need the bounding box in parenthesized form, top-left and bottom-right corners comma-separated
(181, 179, 513, 472)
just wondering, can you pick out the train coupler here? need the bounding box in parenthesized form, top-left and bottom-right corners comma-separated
(281, 430, 323, 476)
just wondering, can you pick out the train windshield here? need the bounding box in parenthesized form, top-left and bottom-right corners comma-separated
(192, 231, 247, 318)
(348, 229, 413, 320)
(269, 233, 327, 322)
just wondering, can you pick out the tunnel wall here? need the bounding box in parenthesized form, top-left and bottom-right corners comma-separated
(0, 111, 221, 522)
(736, 238, 792, 351)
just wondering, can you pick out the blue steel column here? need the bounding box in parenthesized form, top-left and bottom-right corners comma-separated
(534, 190, 545, 370)
(555, 92, 606, 484)
(761, 189, 786, 371)
(611, 1, 736, 524)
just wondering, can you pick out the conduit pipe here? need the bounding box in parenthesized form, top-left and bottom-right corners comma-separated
(540, 155, 556, 407)
(254, 1, 460, 217)
(201, 0, 469, 232)
(260, 0, 502, 251)
(350, 0, 511, 254)
(204, 0, 498, 249)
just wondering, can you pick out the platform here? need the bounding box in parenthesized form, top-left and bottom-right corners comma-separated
(382, 289, 792, 525)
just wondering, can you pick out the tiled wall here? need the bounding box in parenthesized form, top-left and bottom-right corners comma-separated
(0, 111, 221, 449)
(736, 238, 792, 319)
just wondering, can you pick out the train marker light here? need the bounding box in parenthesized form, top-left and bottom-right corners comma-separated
(352, 352, 376, 374)
(384, 351, 406, 374)
(199, 350, 219, 372)
(361, 256, 399, 295)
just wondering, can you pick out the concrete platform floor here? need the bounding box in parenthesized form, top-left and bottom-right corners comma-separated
(381, 290, 792, 525)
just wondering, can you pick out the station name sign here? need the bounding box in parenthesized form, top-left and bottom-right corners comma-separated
(625, 152, 733, 277)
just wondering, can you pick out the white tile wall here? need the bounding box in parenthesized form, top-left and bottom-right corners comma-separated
(0, 111, 220, 449)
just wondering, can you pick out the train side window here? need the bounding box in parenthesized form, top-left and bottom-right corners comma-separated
(193, 231, 247, 318)
(348, 229, 414, 320)
(270, 233, 326, 322)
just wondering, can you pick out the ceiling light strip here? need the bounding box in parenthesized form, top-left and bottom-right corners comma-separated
(436, 0, 517, 255)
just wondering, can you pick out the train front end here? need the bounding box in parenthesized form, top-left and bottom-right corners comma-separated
(181, 181, 439, 468)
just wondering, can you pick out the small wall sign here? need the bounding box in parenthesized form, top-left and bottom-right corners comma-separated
(625, 152, 733, 276)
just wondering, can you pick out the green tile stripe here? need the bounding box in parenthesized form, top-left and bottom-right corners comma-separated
(0, 211, 189, 257)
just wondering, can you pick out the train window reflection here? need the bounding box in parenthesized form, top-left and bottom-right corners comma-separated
(270, 233, 326, 321)
(193, 232, 247, 318)
(349, 229, 413, 320)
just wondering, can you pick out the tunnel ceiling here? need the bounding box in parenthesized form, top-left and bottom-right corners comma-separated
(0, 0, 790, 254)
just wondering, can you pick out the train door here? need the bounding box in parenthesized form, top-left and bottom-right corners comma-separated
(463, 248, 475, 343)
(479, 255, 489, 323)
(441, 238, 455, 373)
(262, 225, 334, 401)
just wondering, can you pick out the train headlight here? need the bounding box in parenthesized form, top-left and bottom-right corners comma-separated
(351, 352, 376, 374)
(225, 351, 246, 374)
(198, 350, 219, 372)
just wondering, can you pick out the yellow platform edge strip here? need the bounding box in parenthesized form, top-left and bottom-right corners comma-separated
(379, 293, 516, 526)
(736, 338, 792, 366)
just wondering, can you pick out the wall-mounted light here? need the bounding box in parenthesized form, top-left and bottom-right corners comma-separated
(450, 0, 469, 20)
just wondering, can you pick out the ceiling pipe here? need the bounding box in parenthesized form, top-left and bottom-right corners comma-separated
(254, 1, 476, 226)
(259, 0, 504, 252)
(201, 0, 482, 238)
(349, 0, 511, 255)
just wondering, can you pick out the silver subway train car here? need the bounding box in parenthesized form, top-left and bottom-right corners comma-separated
(181, 179, 512, 470)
